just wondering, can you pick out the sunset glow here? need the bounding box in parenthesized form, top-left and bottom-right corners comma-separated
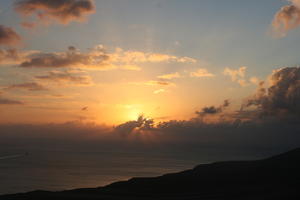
(2, 0, 300, 197)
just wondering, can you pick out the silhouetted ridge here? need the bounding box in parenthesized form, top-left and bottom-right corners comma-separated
(2, 147, 300, 199)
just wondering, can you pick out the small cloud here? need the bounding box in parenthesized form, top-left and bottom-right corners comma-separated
(196, 100, 230, 116)
(238, 79, 248, 87)
(224, 66, 248, 86)
(81, 106, 88, 111)
(0, 49, 38, 66)
(119, 64, 141, 71)
(157, 72, 181, 80)
(271, 0, 300, 37)
(249, 76, 260, 85)
(20, 21, 36, 29)
(153, 89, 165, 94)
(35, 70, 93, 86)
(190, 68, 214, 77)
(145, 80, 174, 86)
(130, 80, 175, 87)
(0, 97, 23, 105)
(0, 25, 21, 46)
(3, 82, 48, 91)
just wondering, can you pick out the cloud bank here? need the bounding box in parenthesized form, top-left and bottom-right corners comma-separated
(9, 45, 196, 70)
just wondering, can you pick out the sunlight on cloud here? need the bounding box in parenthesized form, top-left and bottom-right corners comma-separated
(190, 68, 214, 77)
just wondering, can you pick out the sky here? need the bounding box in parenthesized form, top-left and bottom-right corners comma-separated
(1, 0, 300, 128)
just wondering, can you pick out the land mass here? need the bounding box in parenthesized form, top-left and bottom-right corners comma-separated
(2, 148, 300, 200)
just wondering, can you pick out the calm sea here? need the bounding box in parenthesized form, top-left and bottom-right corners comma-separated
(0, 144, 266, 195)
(0, 149, 203, 195)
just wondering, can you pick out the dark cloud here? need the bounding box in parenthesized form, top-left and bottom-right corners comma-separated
(245, 67, 300, 117)
(19, 46, 109, 68)
(195, 100, 230, 116)
(115, 115, 154, 136)
(35, 71, 93, 85)
(1, 117, 300, 160)
(15, 0, 95, 25)
(0, 97, 23, 105)
(0, 25, 21, 46)
(81, 106, 88, 111)
(4, 82, 48, 91)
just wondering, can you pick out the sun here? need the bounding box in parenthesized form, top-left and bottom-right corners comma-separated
(127, 108, 142, 121)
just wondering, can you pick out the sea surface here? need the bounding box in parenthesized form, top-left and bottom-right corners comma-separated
(0, 149, 203, 195)
(0, 147, 264, 195)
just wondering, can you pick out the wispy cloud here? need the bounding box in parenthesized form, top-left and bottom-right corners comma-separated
(3, 82, 48, 91)
(190, 68, 214, 77)
(131, 80, 175, 87)
(0, 97, 23, 105)
(153, 88, 165, 94)
(157, 72, 181, 80)
(35, 70, 93, 86)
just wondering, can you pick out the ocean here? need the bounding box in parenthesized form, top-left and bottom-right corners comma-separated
(0, 149, 202, 195)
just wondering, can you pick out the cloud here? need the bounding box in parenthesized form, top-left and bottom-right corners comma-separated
(20, 21, 36, 29)
(35, 70, 93, 86)
(14, 0, 95, 26)
(17, 45, 196, 70)
(0, 25, 21, 46)
(0, 49, 38, 65)
(0, 119, 299, 160)
(111, 47, 197, 64)
(131, 80, 175, 87)
(190, 68, 214, 77)
(115, 115, 154, 136)
(195, 100, 230, 117)
(157, 72, 181, 80)
(0, 97, 23, 105)
(249, 76, 260, 85)
(224, 66, 248, 86)
(272, 0, 300, 37)
(153, 88, 165, 94)
(3, 82, 48, 91)
(0, 49, 20, 65)
(81, 106, 88, 111)
(19, 46, 110, 69)
(244, 67, 300, 117)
